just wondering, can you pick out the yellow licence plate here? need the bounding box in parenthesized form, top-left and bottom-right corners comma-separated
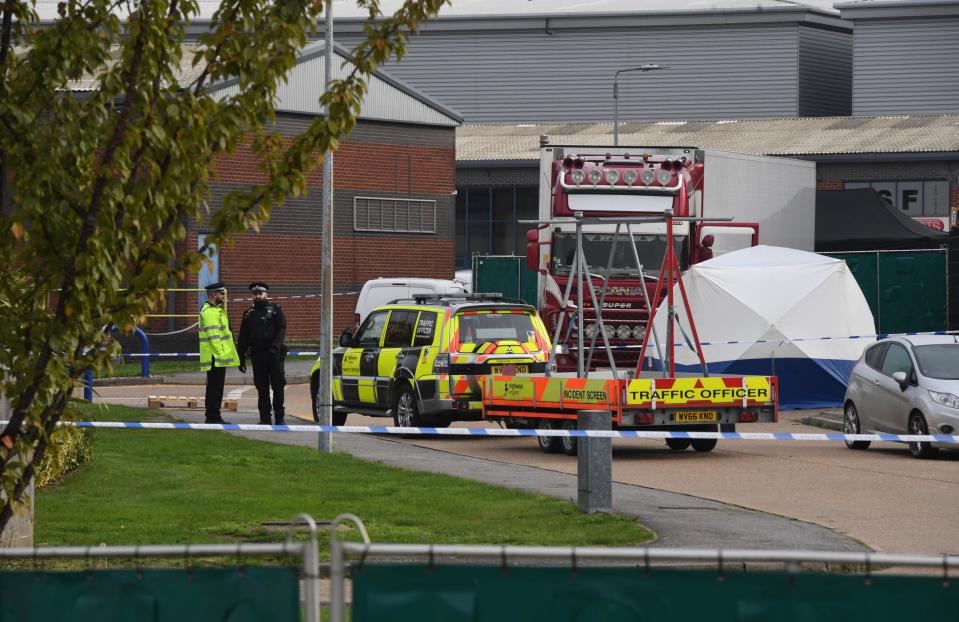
(490, 364, 529, 375)
(675, 411, 718, 423)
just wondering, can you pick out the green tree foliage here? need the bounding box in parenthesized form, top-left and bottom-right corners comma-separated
(0, 0, 449, 533)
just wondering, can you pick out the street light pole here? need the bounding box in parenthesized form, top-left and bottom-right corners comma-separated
(317, 0, 334, 454)
(613, 63, 666, 147)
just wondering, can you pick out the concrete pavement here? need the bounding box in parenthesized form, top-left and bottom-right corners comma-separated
(113, 358, 317, 386)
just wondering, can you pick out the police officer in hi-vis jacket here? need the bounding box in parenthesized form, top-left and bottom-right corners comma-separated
(237, 282, 288, 425)
(198, 282, 239, 424)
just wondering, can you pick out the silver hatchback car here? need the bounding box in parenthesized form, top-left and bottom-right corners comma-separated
(843, 335, 959, 458)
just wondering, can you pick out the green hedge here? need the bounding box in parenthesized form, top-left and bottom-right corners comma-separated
(35, 409, 93, 488)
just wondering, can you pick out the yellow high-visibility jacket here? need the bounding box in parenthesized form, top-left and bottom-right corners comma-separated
(199, 302, 240, 371)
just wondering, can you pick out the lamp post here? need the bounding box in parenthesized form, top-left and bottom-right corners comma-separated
(613, 63, 666, 146)
(318, 0, 334, 453)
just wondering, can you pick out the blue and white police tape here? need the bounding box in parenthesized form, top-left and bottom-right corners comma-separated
(604, 330, 959, 350)
(116, 330, 959, 358)
(5, 421, 956, 444)
(229, 291, 359, 303)
(117, 352, 321, 358)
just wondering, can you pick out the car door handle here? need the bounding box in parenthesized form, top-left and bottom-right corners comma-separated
(873, 379, 881, 385)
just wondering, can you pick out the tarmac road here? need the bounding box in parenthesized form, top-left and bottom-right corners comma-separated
(77, 377, 959, 558)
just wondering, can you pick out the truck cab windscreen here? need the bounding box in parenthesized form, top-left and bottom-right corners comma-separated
(550, 232, 688, 276)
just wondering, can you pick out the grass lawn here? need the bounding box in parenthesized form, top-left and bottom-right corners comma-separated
(37, 403, 653, 557)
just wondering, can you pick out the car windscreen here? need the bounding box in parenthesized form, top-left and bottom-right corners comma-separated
(913, 344, 959, 380)
(456, 311, 538, 350)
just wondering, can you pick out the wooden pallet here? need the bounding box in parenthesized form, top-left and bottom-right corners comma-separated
(147, 395, 238, 411)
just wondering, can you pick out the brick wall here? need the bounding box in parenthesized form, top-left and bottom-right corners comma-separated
(166, 235, 453, 342)
(169, 116, 458, 343)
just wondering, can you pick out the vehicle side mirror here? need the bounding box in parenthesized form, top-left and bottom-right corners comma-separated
(525, 229, 540, 272)
(892, 370, 908, 390)
(339, 329, 354, 348)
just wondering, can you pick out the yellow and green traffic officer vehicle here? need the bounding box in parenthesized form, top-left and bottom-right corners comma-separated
(310, 293, 552, 427)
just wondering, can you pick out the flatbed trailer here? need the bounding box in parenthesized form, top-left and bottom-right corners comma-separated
(480, 373, 778, 454)
(484, 210, 779, 455)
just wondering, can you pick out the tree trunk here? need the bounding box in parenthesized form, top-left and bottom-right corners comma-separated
(0, 383, 33, 548)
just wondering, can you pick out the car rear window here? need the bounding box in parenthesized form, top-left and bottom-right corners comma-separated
(864, 343, 886, 370)
(456, 310, 539, 350)
(914, 344, 959, 380)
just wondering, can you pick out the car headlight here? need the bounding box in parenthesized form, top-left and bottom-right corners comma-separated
(929, 390, 959, 409)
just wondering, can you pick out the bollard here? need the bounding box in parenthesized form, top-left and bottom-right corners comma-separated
(84, 370, 94, 402)
(577, 409, 612, 514)
(134, 327, 150, 378)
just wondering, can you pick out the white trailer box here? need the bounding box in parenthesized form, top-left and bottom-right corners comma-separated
(699, 149, 816, 253)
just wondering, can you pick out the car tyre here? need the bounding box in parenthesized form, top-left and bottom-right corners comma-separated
(536, 420, 561, 454)
(665, 438, 692, 451)
(560, 420, 578, 456)
(908, 412, 938, 459)
(393, 385, 422, 429)
(843, 402, 871, 450)
(310, 370, 320, 423)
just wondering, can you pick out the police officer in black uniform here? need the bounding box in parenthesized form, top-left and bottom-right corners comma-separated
(237, 282, 288, 425)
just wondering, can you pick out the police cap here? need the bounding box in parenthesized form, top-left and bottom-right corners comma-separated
(249, 282, 269, 293)
(205, 282, 226, 293)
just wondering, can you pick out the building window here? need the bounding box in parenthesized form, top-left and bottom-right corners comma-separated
(455, 185, 538, 269)
(354, 196, 437, 233)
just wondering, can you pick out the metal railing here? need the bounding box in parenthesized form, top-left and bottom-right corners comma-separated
(1, 513, 321, 621)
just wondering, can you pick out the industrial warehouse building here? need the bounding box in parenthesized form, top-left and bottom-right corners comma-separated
(23, 0, 959, 341)
(323, 0, 959, 269)
(185, 41, 462, 340)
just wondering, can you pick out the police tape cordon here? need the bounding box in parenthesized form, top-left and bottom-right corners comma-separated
(1, 421, 956, 444)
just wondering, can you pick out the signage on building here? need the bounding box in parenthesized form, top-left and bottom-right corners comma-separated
(914, 217, 949, 232)
(845, 180, 951, 231)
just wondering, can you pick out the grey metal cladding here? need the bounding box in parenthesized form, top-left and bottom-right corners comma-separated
(270, 114, 455, 149)
(343, 121, 456, 149)
(852, 17, 959, 115)
(211, 46, 460, 127)
(798, 26, 852, 117)
(203, 184, 323, 235)
(341, 24, 806, 122)
(203, 184, 454, 239)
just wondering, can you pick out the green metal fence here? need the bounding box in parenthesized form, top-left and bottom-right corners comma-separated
(472, 255, 538, 306)
(826, 250, 947, 334)
(0, 514, 322, 621)
(352, 564, 958, 622)
(0, 566, 300, 621)
(330, 536, 959, 622)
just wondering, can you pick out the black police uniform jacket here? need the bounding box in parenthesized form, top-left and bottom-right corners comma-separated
(237, 301, 287, 362)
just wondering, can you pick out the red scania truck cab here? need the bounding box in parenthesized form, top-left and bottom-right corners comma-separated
(528, 141, 815, 373)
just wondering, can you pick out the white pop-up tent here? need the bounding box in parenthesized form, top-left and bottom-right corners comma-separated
(650, 246, 875, 408)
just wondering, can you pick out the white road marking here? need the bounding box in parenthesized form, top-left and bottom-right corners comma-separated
(227, 386, 254, 400)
